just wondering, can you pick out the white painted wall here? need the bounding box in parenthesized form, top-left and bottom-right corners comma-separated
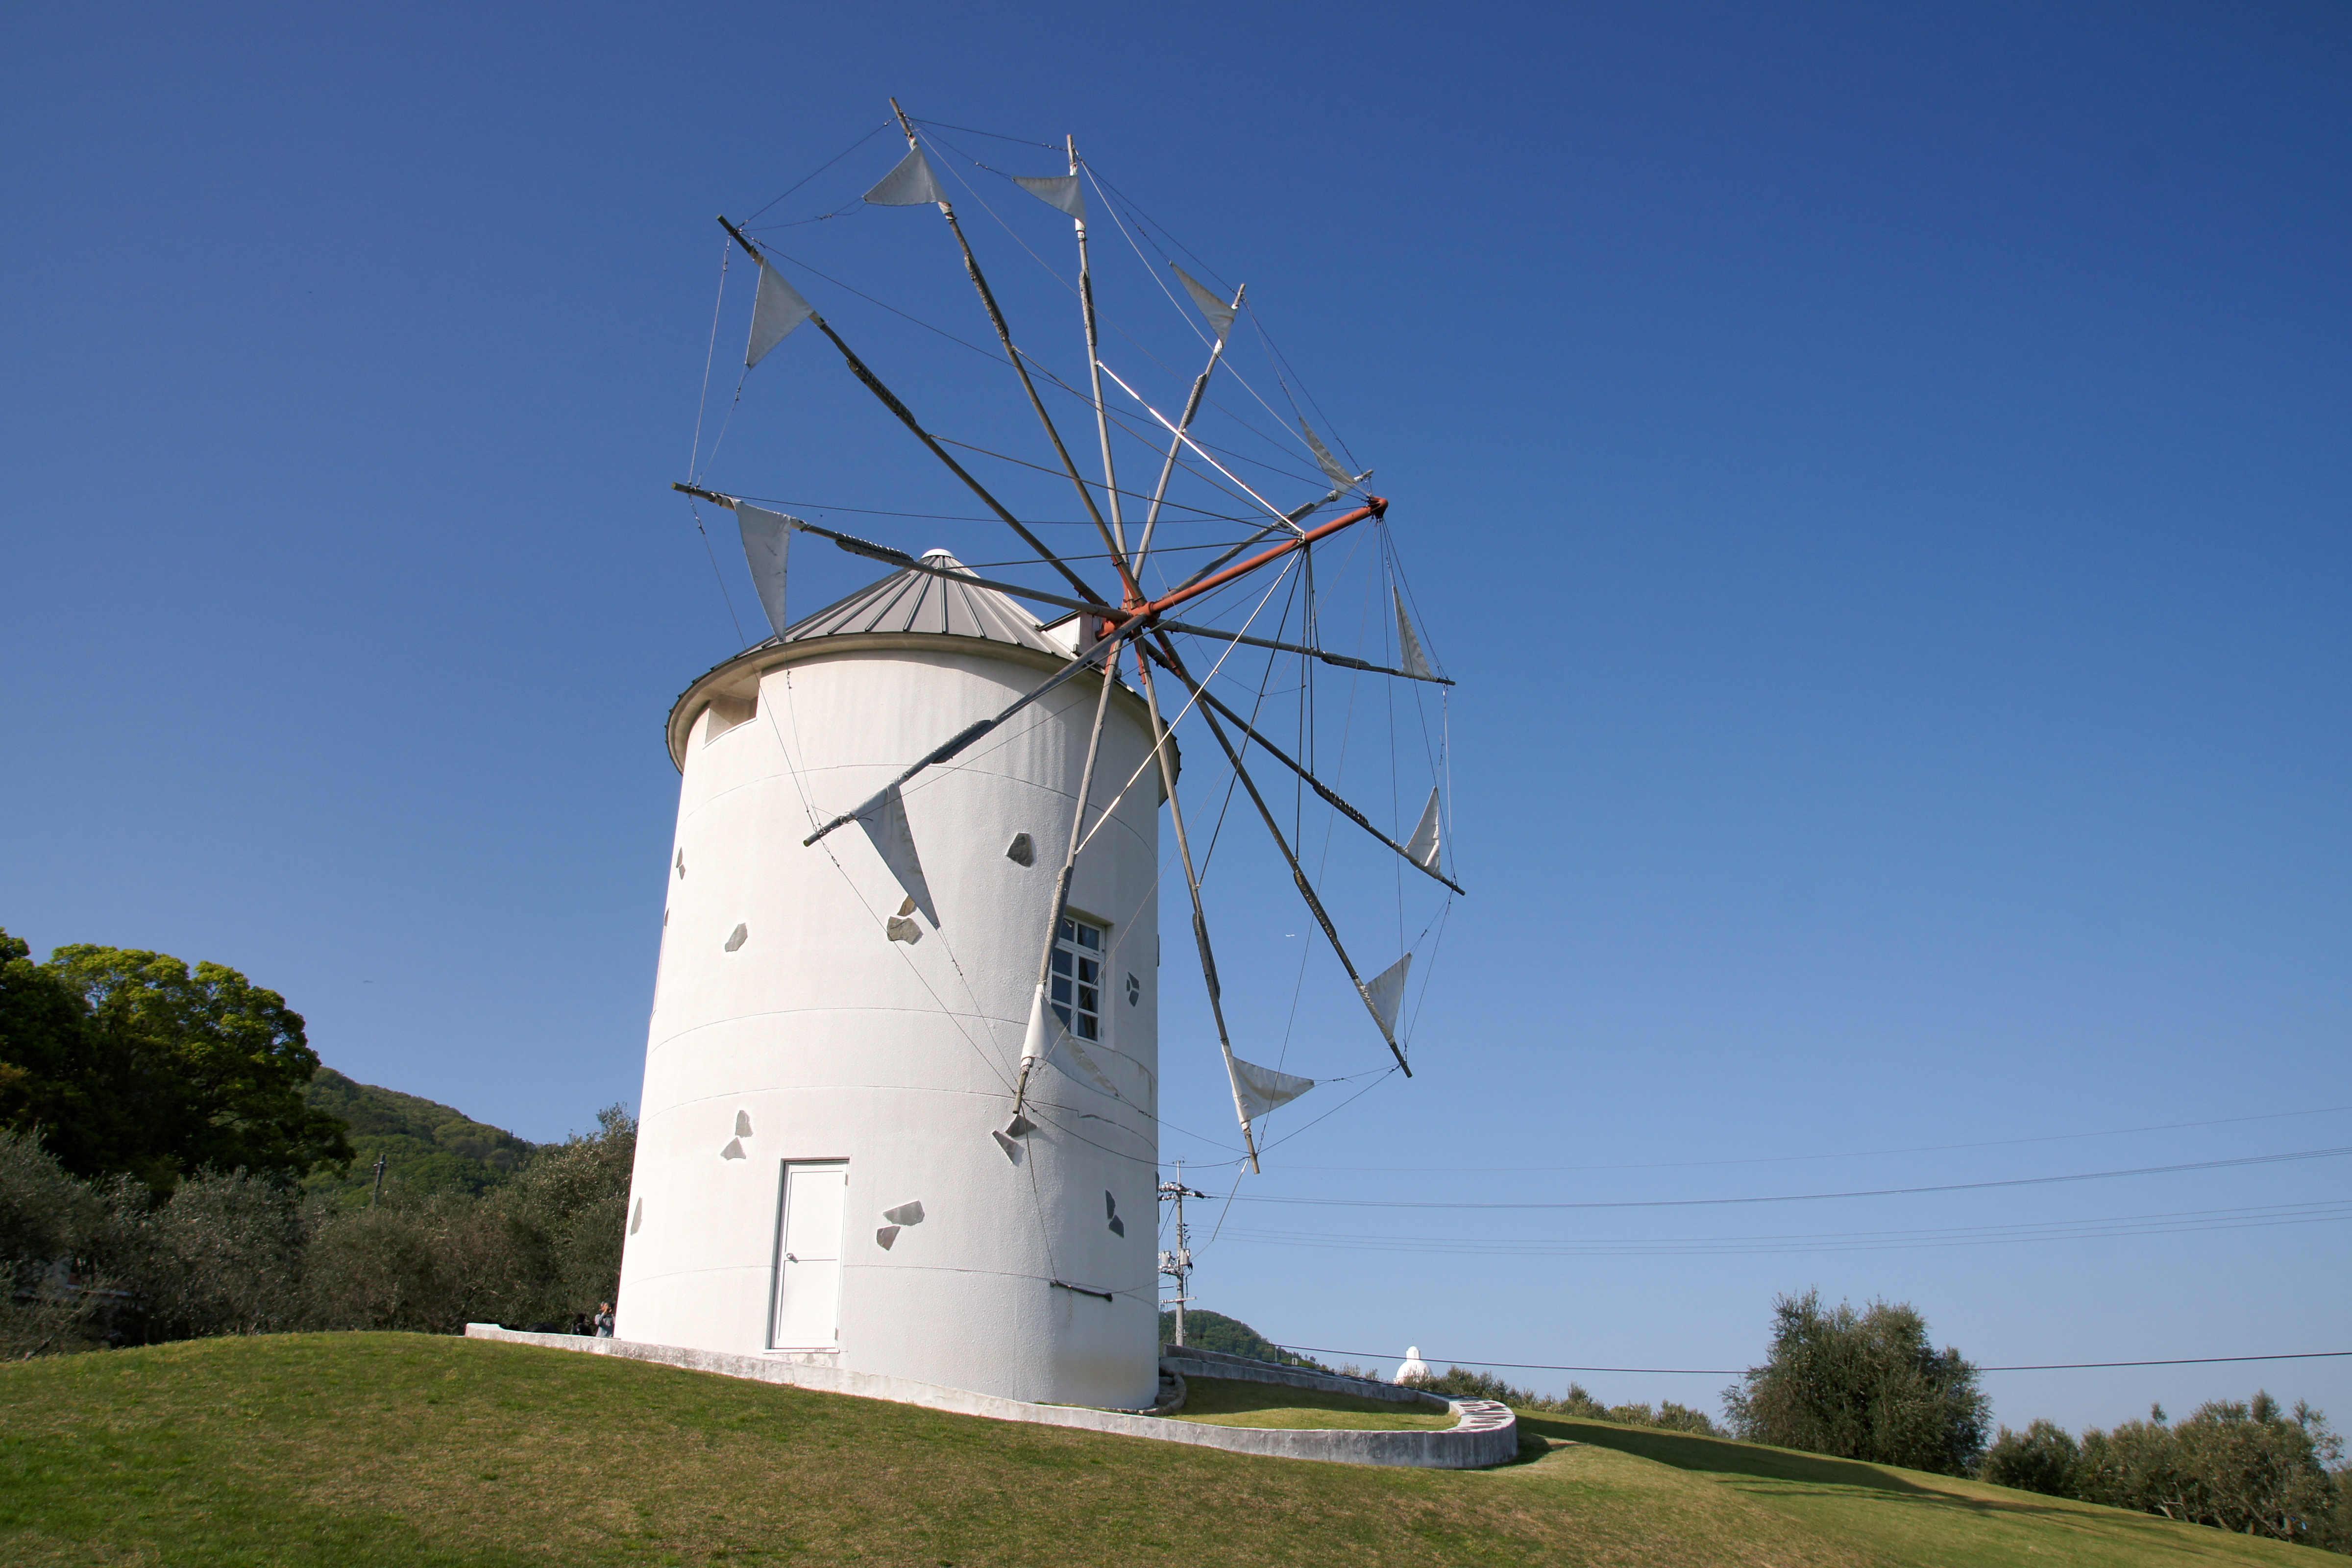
(617, 637, 1163, 1409)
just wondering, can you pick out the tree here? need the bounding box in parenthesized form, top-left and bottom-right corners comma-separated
(2074, 1395, 2345, 1544)
(1722, 1288, 1989, 1475)
(33, 942, 351, 1189)
(493, 1103, 635, 1320)
(0, 1127, 110, 1356)
(1983, 1418, 2082, 1496)
(0, 930, 106, 1164)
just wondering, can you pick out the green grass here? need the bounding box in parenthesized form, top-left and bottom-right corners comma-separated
(0, 1334, 2313, 1566)
(1165, 1375, 1458, 1430)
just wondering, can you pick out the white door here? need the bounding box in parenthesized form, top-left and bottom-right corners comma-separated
(771, 1162, 847, 1348)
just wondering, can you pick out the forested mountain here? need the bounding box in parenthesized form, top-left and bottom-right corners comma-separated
(1158, 1309, 1326, 1368)
(300, 1069, 536, 1204)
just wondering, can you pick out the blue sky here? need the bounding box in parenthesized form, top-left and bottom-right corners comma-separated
(4, 1, 2346, 1432)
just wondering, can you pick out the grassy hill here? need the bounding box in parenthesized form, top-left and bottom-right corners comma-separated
(300, 1069, 537, 1205)
(0, 1334, 2310, 1567)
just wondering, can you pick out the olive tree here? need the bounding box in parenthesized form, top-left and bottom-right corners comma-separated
(1722, 1288, 1989, 1475)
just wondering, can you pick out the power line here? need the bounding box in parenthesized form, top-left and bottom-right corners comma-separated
(1273, 1346, 2352, 1378)
(1221, 1199, 2352, 1259)
(1224, 1145, 2352, 1211)
(1274, 1102, 2352, 1176)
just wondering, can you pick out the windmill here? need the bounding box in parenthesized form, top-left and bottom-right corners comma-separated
(617, 103, 1458, 1409)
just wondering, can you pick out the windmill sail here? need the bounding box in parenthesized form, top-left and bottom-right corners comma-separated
(746, 259, 814, 368)
(854, 783, 937, 925)
(735, 504, 798, 637)
(1361, 952, 1412, 1042)
(1012, 172, 1086, 220)
(1226, 1054, 1313, 1121)
(863, 146, 948, 207)
(1170, 264, 1237, 342)
(1403, 786, 1441, 871)
(1392, 586, 1435, 681)
(1300, 420, 1357, 490)
(1053, 1032, 1126, 1100)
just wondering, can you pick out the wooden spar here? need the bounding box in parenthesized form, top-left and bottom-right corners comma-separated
(1069, 136, 1131, 578)
(713, 215, 1103, 609)
(674, 482, 1127, 622)
(1011, 612, 1123, 1118)
(1166, 484, 1352, 595)
(1151, 632, 1412, 1077)
(1097, 361, 1300, 534)
(674, 482, 1434, 687)
(884, 104, 1140, 607)
(1132, 282, 1244, 573)
(1154, 613, 1452, 685)
(679, 479, 1382, 640)
(1130, 640, 1262, 1172)
(1147, 644, 1466, 896)
(1132, 498, 1385, 622)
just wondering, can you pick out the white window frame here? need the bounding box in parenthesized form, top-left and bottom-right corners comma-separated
(1050, 912, 1108, 1043)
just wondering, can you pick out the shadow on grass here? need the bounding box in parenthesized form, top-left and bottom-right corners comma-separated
(1516, 1415, 2141, 1530)
(1519, 1416, 1936, 1494)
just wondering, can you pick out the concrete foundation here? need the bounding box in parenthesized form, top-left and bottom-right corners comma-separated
(464, 1324, 1518, 1469)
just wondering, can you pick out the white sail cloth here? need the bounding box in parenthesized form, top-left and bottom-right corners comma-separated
(863, 146, 948, 207)
(1393, 587, 1436, 681)
(1301, 419, 1357, 490)
(1226, 1054, 1314, 1122)
(1361, 952, 1412, 1042)
(735, 503, 799, 637)
(853, 783, 937, 926)
(746, 259, 814, 368)
(1170, 264, 1237, 342)
(1011, 172, 1086, 221)
(1017, 984, 1147, 1105)
(1403, 787, 1442, 872)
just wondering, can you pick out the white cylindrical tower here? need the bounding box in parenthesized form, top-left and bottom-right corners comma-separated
(617, 554, 1166, 1409)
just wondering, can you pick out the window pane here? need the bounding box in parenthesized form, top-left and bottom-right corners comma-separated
(1078, 924, 1100, 950)
(1078, 986, 1098, 1012)
(1077, 1015, 1098, 1040)
(1052, 1003, 1072, 1030)
(1078, 957, 1098, 983)
(1051, 950, 1071, 976)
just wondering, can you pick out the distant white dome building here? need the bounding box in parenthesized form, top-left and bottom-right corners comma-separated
(1395, 1346, 1431, 1383)
(615, 555, 1167, 1409)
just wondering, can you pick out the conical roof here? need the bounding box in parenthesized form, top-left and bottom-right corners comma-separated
(778, 550, 1058, 653)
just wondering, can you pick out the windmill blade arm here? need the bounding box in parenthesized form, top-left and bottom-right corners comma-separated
(1165, 480, 1360, 595)
(1096, 361, 1301, 534)
(1145, 643, 1466, 897)
(1154, 634, 1411, 1077)
(1128, 643, 1261, 1172)
(915, 176, 1139, 599)
(1157, 615, 1454, 686)
(671, 485, 1117, 618)
(800, 624, 1137, 847)
(712, 216, 1101, 608)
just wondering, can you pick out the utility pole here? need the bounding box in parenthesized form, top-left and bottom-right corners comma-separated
(368, 1154, 387, 1209)
(1157, 1160, 1207, 1348)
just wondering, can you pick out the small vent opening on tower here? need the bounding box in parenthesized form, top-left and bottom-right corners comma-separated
(702, 692, 757, 745)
